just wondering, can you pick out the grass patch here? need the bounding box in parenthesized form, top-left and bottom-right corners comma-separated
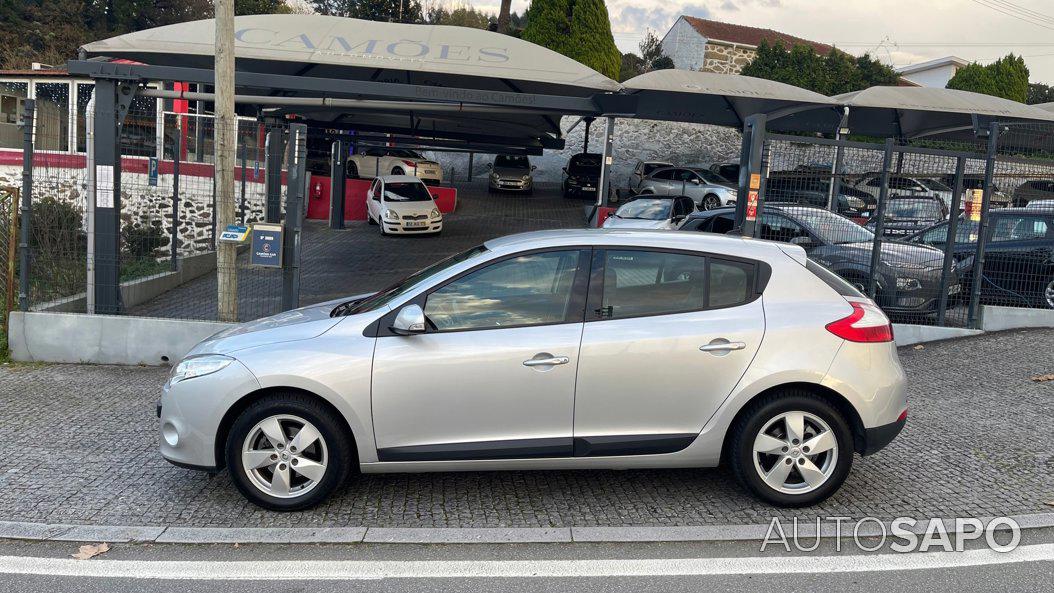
(120, 258, 171, 282)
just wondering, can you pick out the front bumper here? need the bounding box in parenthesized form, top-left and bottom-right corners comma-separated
(490, 178, 533, 192)
(382, 219, 443, 234)
(862, 414, 907, 456)
(159, 358, 261, 471)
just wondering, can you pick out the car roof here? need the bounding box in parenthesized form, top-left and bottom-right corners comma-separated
(482, 228, 805, 264)
(377, 175, 425, 183)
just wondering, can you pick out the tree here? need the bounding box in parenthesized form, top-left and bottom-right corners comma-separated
(947, 54, 1029, 103)
(1028, 82, 1054, 105)
(426, 4, 492, 29)
(310, 0, 423, 22)
(235, 0, 293, 14)
(522, 0, 620, 80)
(619, 52, 643, 82)
(741, 40, 897, 95)
(497, 0, 512, 34)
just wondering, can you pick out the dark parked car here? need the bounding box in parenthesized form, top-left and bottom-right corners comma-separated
(1012, 179, 1054, 207)
(765, 173, 876, 218)
(865, 195, 949, 237)
(680, 205, 958, 316)
(562, 153, 602, 199)
(906, 208, 1054, 309)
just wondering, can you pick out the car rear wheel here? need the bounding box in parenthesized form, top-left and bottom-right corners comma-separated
(226, 393, 353, 511)
(348, 162, 358, 178)
(391, 167, 405, 176)
(703, 194, 722, 210)
(729, 391, 853, 507)
(1043, 278, 1054, 309)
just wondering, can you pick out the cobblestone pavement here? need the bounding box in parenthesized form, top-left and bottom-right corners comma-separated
(0, 329, 1051, 528)
(128, 181, 589, 320)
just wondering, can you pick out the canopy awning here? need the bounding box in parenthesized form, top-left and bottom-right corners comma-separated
(834, 86, 1054, 140)
(80, 14, 619, 98)
(616, 70, 843, 133)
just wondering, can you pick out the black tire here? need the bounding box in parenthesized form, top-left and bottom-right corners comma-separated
(226, 392, 354, 512)
(728, 390, 854, 507)
(348, 163, 358, 179)
(366, 214, 377, 225)
(391, 167, 405, 176)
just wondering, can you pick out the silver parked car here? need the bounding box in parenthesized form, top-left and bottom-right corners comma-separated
(636, 166, 738, 210)
(160, 230, 908, 511)
(488, 154, 535, 194)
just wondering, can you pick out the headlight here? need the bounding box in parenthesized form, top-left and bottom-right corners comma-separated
(846, 196, 865, 209)
(521, 174, 531, 181)
(430, 208, 441, 219)
(384, 209, 399, 221)
(170, 354, 233, 384)
(490, 172, 499, 180)
(567, 177, 580, 186)
(896, 277, 922, 291)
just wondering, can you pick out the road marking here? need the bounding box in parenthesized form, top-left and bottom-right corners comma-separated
(0, 544, 1051, 580)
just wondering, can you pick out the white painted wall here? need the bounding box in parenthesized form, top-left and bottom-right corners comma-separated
(898, 64, 960, 89)
(661, 18, 709, 72)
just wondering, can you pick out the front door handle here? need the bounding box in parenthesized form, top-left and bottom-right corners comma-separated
(699, 341, 746, 353)
(523, 356, 570, 367)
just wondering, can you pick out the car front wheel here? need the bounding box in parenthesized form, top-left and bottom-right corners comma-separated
(226, 393, 353, 511)
(729, 391, 853, 507)
(703, 194, 722, 210)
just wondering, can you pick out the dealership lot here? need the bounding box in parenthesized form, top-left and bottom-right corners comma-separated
(0, 328, 1049, 529)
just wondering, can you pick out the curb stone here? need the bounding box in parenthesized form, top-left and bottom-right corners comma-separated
(0, 512, 1051, 545)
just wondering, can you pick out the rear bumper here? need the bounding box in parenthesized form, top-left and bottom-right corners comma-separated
(862, 415, 906, 456)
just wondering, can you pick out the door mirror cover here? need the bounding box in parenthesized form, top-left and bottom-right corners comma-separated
(391, 304, 427, 335)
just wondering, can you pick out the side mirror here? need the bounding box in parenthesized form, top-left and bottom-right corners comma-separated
(672, 215, 686, 224)
(689, 178, 701, 185)
(562, 167, 568, 174)
(531, 165, 537, 171)
(391, 304, 427, 335)
(789, 236, 813, 247)
(486, 163, 493, 169)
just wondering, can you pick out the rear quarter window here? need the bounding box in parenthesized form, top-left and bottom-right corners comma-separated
(805, 258, 864, 298)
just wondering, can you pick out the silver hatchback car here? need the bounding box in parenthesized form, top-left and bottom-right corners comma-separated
(160, 230, 907, 510)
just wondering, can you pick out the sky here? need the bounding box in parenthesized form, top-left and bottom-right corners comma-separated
(466, 0, 1054, 84)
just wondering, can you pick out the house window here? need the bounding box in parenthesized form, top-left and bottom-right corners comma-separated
(34, 82, 71, 151)
(0, 81, 29, 149)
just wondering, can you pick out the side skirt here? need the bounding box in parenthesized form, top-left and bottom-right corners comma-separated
(375, 434, 696, 462)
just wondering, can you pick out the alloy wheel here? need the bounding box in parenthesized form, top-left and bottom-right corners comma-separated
(241, 414, 329, 499)
(752, 411, 838, 495)
(703, 194, 722, 210)
(1045, 278, 1054, 308)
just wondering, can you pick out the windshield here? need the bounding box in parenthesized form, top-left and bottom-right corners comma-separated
(786, 207, 874, 244)
(384, 182, 434, 202)
(388, 149, 424, 159)
(569, 154, 601, 175)
(885, 199, 943, 220)
(495, 155, 529, 169)
(918, 178, 952, 192)
(614, 199, 673, 220)
(339, 245, 489, 315)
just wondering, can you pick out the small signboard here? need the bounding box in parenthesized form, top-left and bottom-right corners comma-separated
(965, 189, 983, 222)
(745, 190, 760, 221)
(250, 223, 283, 268)
(219, 224, 249, 243)
(148, 157, 159, 186)
(749, 173, 761, 190)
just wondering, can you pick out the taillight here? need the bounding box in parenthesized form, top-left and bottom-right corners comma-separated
(825, 298, 894, 343)
(402, 160, 418, 168)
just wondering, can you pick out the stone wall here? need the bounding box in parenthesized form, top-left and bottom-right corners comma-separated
(701, 42, 758, 75)
(0, 158, 273, 258)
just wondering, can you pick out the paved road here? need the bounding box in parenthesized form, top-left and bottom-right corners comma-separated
(128, 181, 589, 321)
(1, 530, 1052, 592)
(0, 328, 1051, 529)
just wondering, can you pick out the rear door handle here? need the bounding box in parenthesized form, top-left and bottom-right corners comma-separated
(523, 356, 570, 367)
(699, 341, 746, 353)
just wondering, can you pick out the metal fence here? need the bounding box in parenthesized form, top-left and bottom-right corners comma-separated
(760, 133, 1008, 328)
(16, 97, 307, 323)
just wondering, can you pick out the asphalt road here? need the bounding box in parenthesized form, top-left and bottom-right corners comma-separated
(2, 529, 1052, 592)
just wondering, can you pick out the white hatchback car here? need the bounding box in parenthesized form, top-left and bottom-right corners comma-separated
(366, 175, 443, 235)
(160, 229, 908, 511)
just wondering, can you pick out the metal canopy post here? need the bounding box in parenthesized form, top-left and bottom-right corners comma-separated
(827, 108, 849, 212)
(282, 123, 307, 311)
(264, 126, 285, 224)
(733, 114, 767, 237)
(171, 126, 181, 271)
(596, 117, 616, 209)
(329, 139, 346, 230)
(17, 100, 33, 311)
(936, 156, 966, 326)
(867, 139, 896, 299)
(967, 122, 1000, 328)
(582, 117, 594, 153)
(89, 78, 132, 315)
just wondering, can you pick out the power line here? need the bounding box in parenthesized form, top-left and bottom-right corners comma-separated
(969, 0, 1054, 31)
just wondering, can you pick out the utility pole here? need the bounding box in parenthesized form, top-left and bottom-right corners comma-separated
(214, 0, 237, 322)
